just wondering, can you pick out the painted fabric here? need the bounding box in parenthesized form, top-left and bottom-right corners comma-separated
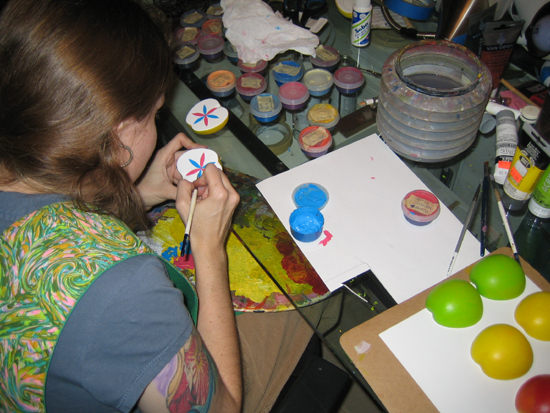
(0, 202, 197, 413)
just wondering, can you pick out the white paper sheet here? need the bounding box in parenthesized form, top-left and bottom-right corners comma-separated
(379, 279, 548, 413)
(256, 134, 481, 302)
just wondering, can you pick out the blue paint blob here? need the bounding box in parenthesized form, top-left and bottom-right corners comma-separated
(293, 183, 329, 210)
(289, 207, 324, 242)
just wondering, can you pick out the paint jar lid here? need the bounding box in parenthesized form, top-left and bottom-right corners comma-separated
(238, 59, 268, 74)
(520, 105, 541, 124)
(207, 70, 236, 94)
(224, 41, 239, 60)
(298, 126, 333, 153)
(180, 10, 207, 28)
(174, 44, 200, 65)
(272, 61, 304, 84)
(201, 18, 224, 35)
(290, 207, 325, 242)
(293, 183, 329, 210)
(174, 26, 202, 45)
(236, 73, 267, 98)
(334, 67, 365, 92)
(250, 93, 282, 119)
(310, 45, 340, 68)
(206, 3, 224, 19)
(278, 82, 310, 107)
(303, 69, 334, 94)
(307, 103, 340, 129)
(197, 34, 225, 56)
(401, 190, 441, 225)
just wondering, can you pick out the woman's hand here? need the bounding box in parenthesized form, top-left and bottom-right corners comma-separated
(175, 164, 240, 254)
(136, 133, 204, 210)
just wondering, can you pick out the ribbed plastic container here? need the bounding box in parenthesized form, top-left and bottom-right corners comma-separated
(377, 40, 492, 163)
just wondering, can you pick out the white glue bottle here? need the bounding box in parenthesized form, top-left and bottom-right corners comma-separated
(351, 0, 372, 48)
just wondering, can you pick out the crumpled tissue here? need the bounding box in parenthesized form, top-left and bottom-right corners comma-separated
(221, 0, 319, 64)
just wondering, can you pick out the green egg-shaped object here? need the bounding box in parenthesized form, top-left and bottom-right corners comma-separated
(469, 254, 525, 300)
(426, 279, 483, 328)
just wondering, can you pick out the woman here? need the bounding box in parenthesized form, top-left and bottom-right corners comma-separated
(0, 0, 242, 411)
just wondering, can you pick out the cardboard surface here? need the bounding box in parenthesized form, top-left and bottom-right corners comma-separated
(340, 248, 550, 413)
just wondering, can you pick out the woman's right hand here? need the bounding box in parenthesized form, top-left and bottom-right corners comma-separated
(175, 164, 240, 254)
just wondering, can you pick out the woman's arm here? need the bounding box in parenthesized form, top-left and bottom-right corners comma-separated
(139, 164, 242, 412)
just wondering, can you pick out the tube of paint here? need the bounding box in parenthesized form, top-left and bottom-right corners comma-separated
(494, 110, 518, 185)
(464, 3, 496, 57)
(351, 0, 372, 48)
(480, 20, 524, 97)
(529, 166, 550, 218)
(502, 122, 550, 211)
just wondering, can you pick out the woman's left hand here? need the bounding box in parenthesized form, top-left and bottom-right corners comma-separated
(136, 133, 204, 210)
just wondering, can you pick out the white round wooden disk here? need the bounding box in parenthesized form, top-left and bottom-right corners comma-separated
(177, 148, 223, 182)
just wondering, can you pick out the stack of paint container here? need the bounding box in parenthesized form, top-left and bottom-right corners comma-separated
(289, 183, 329, 243)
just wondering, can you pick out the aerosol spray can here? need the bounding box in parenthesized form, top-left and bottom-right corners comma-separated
(351, 0, 372, 48)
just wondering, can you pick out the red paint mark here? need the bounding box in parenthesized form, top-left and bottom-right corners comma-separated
(319, 230, 333, 246)
(371, 177, 375, 179)
(371, 157, 374, 161)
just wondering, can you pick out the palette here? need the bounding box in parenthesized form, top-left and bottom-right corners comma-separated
(138, 168, 330, 312)
(340, 248, 550, 413)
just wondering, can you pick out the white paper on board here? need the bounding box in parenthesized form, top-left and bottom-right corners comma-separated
(256, 134, 481, 303)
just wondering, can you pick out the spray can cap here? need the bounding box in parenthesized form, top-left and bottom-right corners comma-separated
(354, 0, 371, 9)
(520, 105, 541, 124)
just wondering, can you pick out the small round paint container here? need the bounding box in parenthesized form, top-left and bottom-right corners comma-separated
(278, 82, 310, 110)
(293, 183, 329, 210)
(251, 121, 293, 155)
(236, 73, 267, 102)
(307, 103, 340, 131)
(310, 45, 340, 72)
(206, 3, 224, 19)
(272, 61, 304, 87)
(250, 93, 282, 123)
(174, 26, 201, 45)
(174, 44, 200, 70)
(180, 10, 207, 28)
(206, 70, 236, 98)
(303, 69, 334, 97)
(290, 207, 325, 242)
(298, 126, 332, 158)
(401, 190, 441, 226)
(197, 34, 225, 63)
(334, 67, 365, 94)
(238, 59, 268, 76)
(223, 41, 239, 64)
(201, 18, 224, 36)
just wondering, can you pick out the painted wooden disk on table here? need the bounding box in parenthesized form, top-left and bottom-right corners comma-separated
(177, 148, 223, 182)
(186, 98, 229, 134)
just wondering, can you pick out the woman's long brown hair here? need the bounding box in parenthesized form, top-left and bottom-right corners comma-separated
(0, 0, 175, 230)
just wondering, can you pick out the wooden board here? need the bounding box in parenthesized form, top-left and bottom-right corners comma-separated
(340, 247, 550, 413)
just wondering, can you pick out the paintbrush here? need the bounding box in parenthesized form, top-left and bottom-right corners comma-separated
(447, 182, 481, 277)
(480, 161, 489, 256)
(489, 174, 521, 264)
(180, 188, 198, 257)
